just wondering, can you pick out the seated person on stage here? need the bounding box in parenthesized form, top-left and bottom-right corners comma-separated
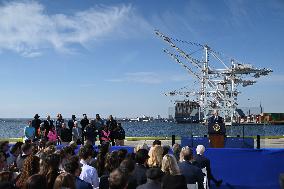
(194, 145, 222, 187)
(178, 147, 205, 189)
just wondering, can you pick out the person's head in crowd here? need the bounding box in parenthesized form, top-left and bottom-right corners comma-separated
(99, 142, 110, 154)
(27, 121, 32, 127)
(0, 141, 9, 153)
(62, 122, 67, 129)
(162, 145, 171, 156)
(180, 146, 193, 162)
(109, 168, 128, 189)
(73, 121, 78, 128)
(43, 145, 56, 155)
(53, 172, 76, 189)
(134, 143, 148, 153)
(46, 115, 51, 120)
(96, 114, 101, 120)
(0, 171, 14, 182)
(105, 151, 120, 174)
(196, 145, 205, 155)
(152, 140, 161, 146)
(162, 154, 181, 176)
(126, 153, 135, 161)
(79, 146, 93, 163)
(84, 143, 96, 158)
(57, 113, 62, 120)
(10, 142, 23, 157)
(50, 125, 56, 132)
(109, 115, 114, 121)
(103, 124, 109, 131)
(120, 159, 135, 175)
(82, 114, 87, 119)
(117, 149, 128, 163)
(21, 143, 32, 156)
(172, 143, 181, 161)
(31, 144, 39, 155)
(16, 155, 40, 188)
(64, 156, 81, 177)
(40, 122, 45, 130)
(135, 149, 149, 166)
(148, 145, 163, 168)
(39, 139, 46, 150)
(24, 174, 47, 189)
(34, 114, 40, 119)
(72, 115, 76, 120)
(146, 168, 164, 182)
(62, 146, 75, 157)
(40, 153, 61, 175)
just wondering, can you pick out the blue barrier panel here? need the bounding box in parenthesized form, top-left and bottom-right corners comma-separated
(181, 137, 254, 148)
(205, 148, 284, 189)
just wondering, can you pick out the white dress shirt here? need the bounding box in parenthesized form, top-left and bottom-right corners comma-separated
(79, 159, 99, 188)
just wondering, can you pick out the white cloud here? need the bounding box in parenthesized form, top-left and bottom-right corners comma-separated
(0, 1, 151, 57)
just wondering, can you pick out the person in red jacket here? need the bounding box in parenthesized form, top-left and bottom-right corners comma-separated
(100, 125, 111, 144)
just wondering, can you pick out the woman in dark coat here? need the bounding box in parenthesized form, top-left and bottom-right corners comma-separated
(161, 154, 187, 189)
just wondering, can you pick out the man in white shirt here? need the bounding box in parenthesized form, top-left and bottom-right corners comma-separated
(79, 146, 99, 188)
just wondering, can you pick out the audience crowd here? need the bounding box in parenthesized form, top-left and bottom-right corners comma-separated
(0, 113, 223, 189)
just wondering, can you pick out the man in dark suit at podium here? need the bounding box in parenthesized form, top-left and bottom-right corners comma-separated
(208, 110, 226, 148)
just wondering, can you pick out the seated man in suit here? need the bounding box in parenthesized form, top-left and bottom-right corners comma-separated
(178, 147, 204, 189)
(194, 145, 222, 187)
(137, 168, 163, 189)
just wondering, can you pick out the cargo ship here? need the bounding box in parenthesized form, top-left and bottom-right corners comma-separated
(174, 100, 202, 123)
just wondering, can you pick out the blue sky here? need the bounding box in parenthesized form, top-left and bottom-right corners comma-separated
(0, 0, 283, 118)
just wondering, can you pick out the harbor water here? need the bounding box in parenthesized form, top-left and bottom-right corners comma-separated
(0, 119, 284, 138)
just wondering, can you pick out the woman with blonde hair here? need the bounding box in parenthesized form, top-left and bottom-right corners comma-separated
(161, 154, 187, 189)
(179, 146, 191, 162)
(148, 145, 163, 168)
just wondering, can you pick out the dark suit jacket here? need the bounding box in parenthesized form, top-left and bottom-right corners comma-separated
(194, 154, 213, 180)
(75, 177, 92, 189)
(43, 120, 54, 136)
(208, 115, 223, 124)
(137, 179, 162, 189)
(179, 161, 205, 189)
(161, 174, 187, 189)
(208, 115, 226, 135)
(133, 164, 148, 186)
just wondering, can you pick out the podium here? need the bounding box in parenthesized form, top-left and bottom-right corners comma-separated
(208, 120, 226, 148)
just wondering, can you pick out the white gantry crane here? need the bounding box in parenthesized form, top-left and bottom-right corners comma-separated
(155, 30, 273, 124)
